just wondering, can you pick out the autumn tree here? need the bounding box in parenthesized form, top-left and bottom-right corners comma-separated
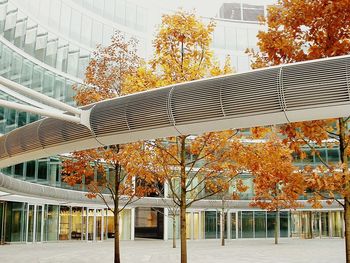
(124, 11, 242, 263)
(248, 0, 350, 260)
(62, 31, 155, 263)
(241, 134, 304, 244)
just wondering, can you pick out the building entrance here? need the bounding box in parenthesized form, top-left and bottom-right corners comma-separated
(135, 207, 164, 239)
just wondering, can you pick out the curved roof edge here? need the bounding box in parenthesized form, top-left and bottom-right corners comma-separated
(0, 55, 350, 168)
(0, 172, 342, 209)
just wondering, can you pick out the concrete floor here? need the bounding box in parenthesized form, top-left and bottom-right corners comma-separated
(0, 238, 345, 263)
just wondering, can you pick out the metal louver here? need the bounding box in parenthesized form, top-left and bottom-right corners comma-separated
(0, 55, 350, 167)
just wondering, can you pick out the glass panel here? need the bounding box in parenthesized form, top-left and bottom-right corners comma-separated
(254, 211, 266, 238)
(327, 148, 340, 164)
(219, 3, 242, 20)
(213, 26, 225, 49)
(230, 212, 236, 239)
(35, 206, 42, 242)
(71, 207, 82, 240)
(37, 161, 48, 181)
(0, 202, 3, 244)
(14, 163, 24, 178)
(280, 211, 289, 237)
(267, 211, 276, 238)
(6, 109, 16, 126)
(96, 209, 102, 241)
(5, 202, 26, 242)
(225, 27, 236, 50)
(88, 209, 94, 240)
(70, 9, 81, 41)
(312, 212, 320, 237)
(205, 211, 216, 239)
(106, 210, 114, 239)
(27, 205, 34, 242)
(26, 161, 36, 180)
(59, 206, 70, 240)
(242, 4, 264, 22)
(46, 205, 59, 241)
(331, 211, 343, 237)
(193, 212, 199, 240)
(321, 212, 329, 237)
(18, 112, 27, 127)
(43, 72, 55, 95)
(241, 211, 253, 238)
(31, 66, 43, 92)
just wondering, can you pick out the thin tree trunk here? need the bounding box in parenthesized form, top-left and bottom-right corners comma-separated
(180, 199, 187, 263)
(179, 135, 187, 263)
(345, 199, 350, 263)
(275, 209, 279, 245)
(173, 215, 176, 248)
(114, 202, 120, 263)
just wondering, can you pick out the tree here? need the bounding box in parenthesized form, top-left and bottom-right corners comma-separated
(62, 31, 154, 263)
(247, 0, 350, 259)
(124, 11, 242, 263)
(241, 134, 304, 244)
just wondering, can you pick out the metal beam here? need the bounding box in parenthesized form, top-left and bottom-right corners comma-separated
(0, 99, 80, 123)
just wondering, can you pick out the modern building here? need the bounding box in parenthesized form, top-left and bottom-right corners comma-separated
(0, 0, 345, 245)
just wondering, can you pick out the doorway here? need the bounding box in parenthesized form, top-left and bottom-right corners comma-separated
(135, 207, 164, 239)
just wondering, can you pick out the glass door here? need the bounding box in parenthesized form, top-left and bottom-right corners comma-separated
(0, 202, 4, 244)
(26, 205, 34, 242)
(87, 209, 94, 241)
(96, 209, 102, 241)
(35, 205, 43, 242)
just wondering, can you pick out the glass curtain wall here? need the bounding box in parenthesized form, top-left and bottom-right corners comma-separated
(59, 206, 70, 240)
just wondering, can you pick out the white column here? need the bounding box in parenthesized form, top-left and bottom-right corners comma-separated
(191, 211, 194, 240)
(164, 208, 168, 240)
(130, 208, 135, 240)
(227, 211, 231, 240)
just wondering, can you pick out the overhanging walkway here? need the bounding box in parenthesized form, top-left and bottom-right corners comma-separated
(0, 55, 350, 168)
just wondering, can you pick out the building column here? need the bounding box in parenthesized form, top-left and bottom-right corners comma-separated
(227, 211, 231, 240)
(164, 208, 168, 241)
(130, 208, 135, 240)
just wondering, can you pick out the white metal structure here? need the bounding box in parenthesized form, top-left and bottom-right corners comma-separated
(0, 54, 349, 168)
(0, 76, 91, 125)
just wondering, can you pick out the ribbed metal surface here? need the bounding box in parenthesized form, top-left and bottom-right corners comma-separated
(0, 135, 8, 158)
(0, 55, 350, 167)
(283, 58, 350, 109)
(222, 68, 281, 117)
(5, 121, 42, 156)
(91, 88, 172, 135)
(39, 118, 93, 147)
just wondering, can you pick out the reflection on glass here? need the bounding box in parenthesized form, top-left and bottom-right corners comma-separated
(331, 211, 343, 237)
(240, 211, 253, 238)
(35, 206, 42, 242)
(5, 202, 26, 242)
(71, 207, 82, 240)
(267, 211, 276, 238)
(27, 205, 34, 242)
(231, 213, 236, 239)
(59, 206, 70, 240)
(280, 211, 289, 237)
(46, 205, 59, 241)
(88, 209, 94, 241)
(96, 209, 102, 241)
(205, 211, 217, 239)
(321, 212, 329, 237)
(254, 211, 266, 238)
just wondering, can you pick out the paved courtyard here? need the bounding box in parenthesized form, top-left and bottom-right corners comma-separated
(0, 238, 345, 263)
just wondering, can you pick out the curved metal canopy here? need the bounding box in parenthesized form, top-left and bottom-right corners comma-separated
(0, 55, 350, 168)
